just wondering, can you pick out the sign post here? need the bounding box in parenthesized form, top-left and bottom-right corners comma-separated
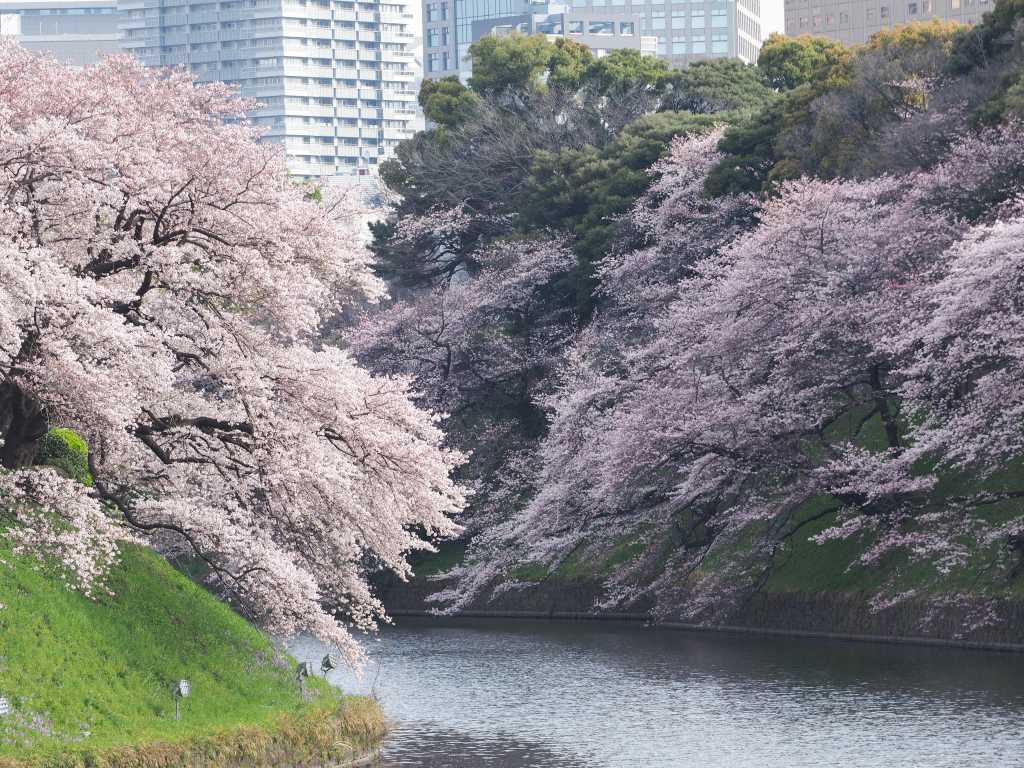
(296, 661, 314, 699)
(173, 680, 190, 721)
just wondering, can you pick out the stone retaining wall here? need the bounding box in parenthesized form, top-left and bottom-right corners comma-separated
(381, 576, 1024, 651)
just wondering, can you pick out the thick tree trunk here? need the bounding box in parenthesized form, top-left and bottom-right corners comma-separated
(869, 364, 901, 450)
(0, 380, 48, 469)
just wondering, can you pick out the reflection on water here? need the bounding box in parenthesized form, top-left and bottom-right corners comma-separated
(374, 728, 592, 768)
(289, 618, 1024, 768)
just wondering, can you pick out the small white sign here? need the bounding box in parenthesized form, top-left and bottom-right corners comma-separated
(0, 696, 11, 717)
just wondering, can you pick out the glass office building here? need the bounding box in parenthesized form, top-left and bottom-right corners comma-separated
(784, 0, 982, 44)
(423, 0, 761, 80)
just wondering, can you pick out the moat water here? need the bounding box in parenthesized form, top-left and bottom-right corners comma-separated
(290, 617, 1024, 768)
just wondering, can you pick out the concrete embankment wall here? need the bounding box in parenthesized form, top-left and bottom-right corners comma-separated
(382, 576, 1024, 652)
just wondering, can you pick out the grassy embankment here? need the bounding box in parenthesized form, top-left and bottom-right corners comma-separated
(0, 543, 386, 768)
(415, 411, 1024, 606)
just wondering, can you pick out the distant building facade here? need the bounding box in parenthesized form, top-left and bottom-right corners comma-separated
(0, 0, 122, 66)
(783, 0, 987, 43)
(423, 0, 762, 81)
(119, 0, 420, 180)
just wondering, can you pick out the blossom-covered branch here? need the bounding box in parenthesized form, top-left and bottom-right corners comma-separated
(0, 42, 463, 663)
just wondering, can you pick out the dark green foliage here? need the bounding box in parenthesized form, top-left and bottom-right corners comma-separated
(35, 427, 92, 487)
(515, 111, 722, 315)
(580, 48, 673, 93)
(384, 39, 764, 311)
(467, 34, 556, 93)
(546, 37, 594, 91)
(708, 21, 968, 196)
(379, 87, 610, 228)
(517, 111, 721, 253)
(663, 58, 776, 114)
(419, 76, 478, 127)
(704, 100, 785, 197)
(948, 0, 1024, 74)
(943, 0, 1024, 123)
(756, 33, 849, 91)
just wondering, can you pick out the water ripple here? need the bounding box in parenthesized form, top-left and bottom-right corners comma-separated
(289, 619, 1024, 768)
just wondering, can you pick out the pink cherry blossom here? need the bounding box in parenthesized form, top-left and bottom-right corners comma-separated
(0, 42, 463, 664)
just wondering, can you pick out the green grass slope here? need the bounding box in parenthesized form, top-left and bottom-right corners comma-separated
(0, 544, 383, 767)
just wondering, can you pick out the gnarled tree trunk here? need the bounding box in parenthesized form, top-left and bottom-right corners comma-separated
(0, 380, 48, 469)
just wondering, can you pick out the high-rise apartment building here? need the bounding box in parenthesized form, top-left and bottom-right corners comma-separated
(784, 0, 986, 44)
(119, 0, 419, 180)
(423, 0, 762, 80)
(0, 0, 122, 65)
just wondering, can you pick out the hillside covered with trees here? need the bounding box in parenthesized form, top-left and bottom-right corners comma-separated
(355, 6, 1024, 634)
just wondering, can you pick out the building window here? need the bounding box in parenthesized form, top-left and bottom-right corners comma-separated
(840, 11, 849, 22)
(620, 21, 635, 34)
(672, 10, 686, 27)
(691, 9, 705, 27)
(908, 1, 917, 12)
(711, 31, 727, 53)
(427, 52, 447, 72)
(590, 20, 614, 33)
(426, 27, 447, 47)
(692, 38, 705, 53)
(923, 0, 933, 10)
(569, 20, 584, 33)
(671, 34, 686, 54)
(880, 5, 889, 17)
(711, 8, 727, 26)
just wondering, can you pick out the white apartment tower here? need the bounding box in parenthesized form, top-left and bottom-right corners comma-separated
(0, 0, 123, 66)
(119, 0, 419, 180)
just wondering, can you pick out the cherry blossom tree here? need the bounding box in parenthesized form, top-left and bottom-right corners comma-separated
(887, 206, 1024, 575)
(351, 224, 575, 565)
(353, 232, 575, 415)
(0, 42, 462, 663)
(478, 124, 1024, 623)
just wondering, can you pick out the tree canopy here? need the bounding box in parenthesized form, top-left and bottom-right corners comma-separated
(0, 42, 462, 664)
(467, 34, 558, 94)
(365, 14, 1024, 634)
(418, 76, 479, 128)
(756, 33, 848, 90)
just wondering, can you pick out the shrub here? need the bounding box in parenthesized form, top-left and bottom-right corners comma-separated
(35, 428, 92, 487)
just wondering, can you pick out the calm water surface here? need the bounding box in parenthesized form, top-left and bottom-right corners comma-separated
(290, 618, 1024, 768)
